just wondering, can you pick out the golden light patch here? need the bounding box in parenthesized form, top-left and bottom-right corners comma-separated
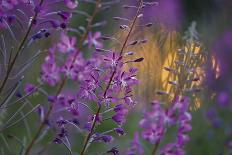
(161, 42, 206, 107)
(212, 55, 221, 78)
(114, 27, 205, 107)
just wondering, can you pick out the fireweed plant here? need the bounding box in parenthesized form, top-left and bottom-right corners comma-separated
(125, 23, 206, 155)
(32, 0, 149, 154)
(0, 1, 211, 155)
(0, 0, 163, 154)
(0, 0, 78, 94)
(0, 0, 77, 151)
(0, 0, 77, 129)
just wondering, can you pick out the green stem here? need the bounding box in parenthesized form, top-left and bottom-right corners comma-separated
(151, 141, 160, 155)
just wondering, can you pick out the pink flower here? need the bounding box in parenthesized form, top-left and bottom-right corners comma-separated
(24, 83, 37, 93)
(58, 33, 77, 53)
(87, 32, 103, 48)
(41, 47, 61, 86)
(125, 132, 144, 155)
(64, 0, 78, 9)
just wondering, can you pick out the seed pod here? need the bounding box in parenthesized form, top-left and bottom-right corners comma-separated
(134, 57, 144, 62)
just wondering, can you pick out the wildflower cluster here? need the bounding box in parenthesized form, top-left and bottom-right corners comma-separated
(0, 0, 77, 29)
(41, 32, 87, 86)
(125, 132, 144, 155)
(10, 0, 150, 154)
(43, 33, 141, 148)
(0, 0, 78, 98)
(138, 97, 191, 155)
(0, 0, 225, 155)
(123, 23, 205, 155)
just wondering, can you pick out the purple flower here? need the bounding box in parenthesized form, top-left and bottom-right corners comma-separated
(64, 0, 78, 9)
(58, 128, 68, 138)
(114, 127, 125, 136)
(112, 105, 128, 126)
(58, 33, 77, 53)
(123, 96, 134, 105)
(24, 83, 37, 93)
(61, 53, 85, 80)
(103, 51, 122, 68)
(0, 12, 16, 28)
(67, 100, 79, 116)
(71, 118, 80, 126)
(61, 62, 76, 80)
(87, 32, 103, 48)
(54, 93, 79, 116)
(206, 107, 218, 120)
(41, 48, 61, 86)
(160, 143, 185, 155)
(3, 1, 145, 154)
(177, 133, 190, 145)
(57, 11, 72, 21)
(101, 135, 113, 143)
(56, 94, 68, 106)
(41, 63, 60, 86)
(217, 92, 229, 107)
(1, 0, 18, 10)
(114, 70, 138, 89)
(139, 101, 166, 144)
(171, 96, 190, 113)
(0, 0, 75, 30)
(113, 104, 124, 112)
(140, 125, 164, 144)
(227, 140, 232, 148)
(78, 70, 100, 101)
(125, 132, 144, 155)
(56, 117, 68, 127)
(159, 97, 192, 154)
(139, 96, 192, 155)
(178, 120, 192, 133)
(94, 134, 113, 143)
(84, 122, 92, 131)
(205, 107, 224, 128)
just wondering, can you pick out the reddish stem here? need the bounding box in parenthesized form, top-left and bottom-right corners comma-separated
(24, 1, 102, 154)
(79, 1, 143, 154)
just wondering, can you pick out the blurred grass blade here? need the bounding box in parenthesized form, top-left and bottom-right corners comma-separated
(0, 104, 40, 132)
(1, 35, 7, 70)
(20, 112, 32, 140)
(61, 138, 73, 155)
(4, 101, 28, 125)
(1, 134, 12, 154)
(35, 126, 50, 144)
(6, 134, 25, 155)
(1, 148, 4, 155)
(73, 10, 91, 18)
(0, 84, 42, 109)
(10, 50, 43, 79)
(3, 19, 18, 43)
(0, 76, 24, 108)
